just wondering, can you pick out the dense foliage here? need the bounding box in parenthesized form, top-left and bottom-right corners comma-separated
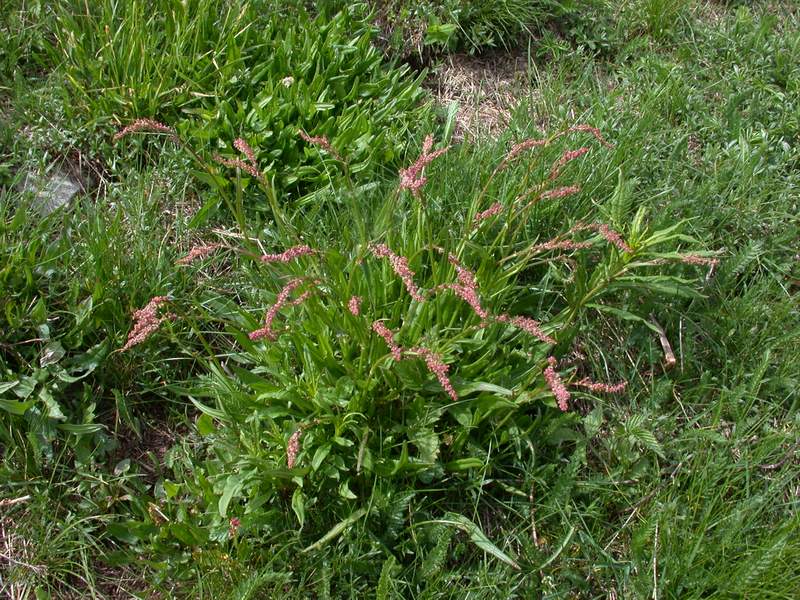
(1, 1, 799, 598)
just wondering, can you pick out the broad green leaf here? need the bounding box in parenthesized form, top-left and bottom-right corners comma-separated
(302, 507, 368, 553)
(338, 481, 357, 500)
(219, 475, 243, 518)
(0, 398, 35, 416)
(445, 458, 484, 471)
(292, 487, 305, 528)
(311, 443, 332, 471)
(436, 513, 520, 570)
(114, 458, 131, 476)
(39, 388, 66, 421)
(40, 341, 66, 367)
(0, 381, 19, 395)
(586, 303, 661, 332)
(196, 413, 216, 436)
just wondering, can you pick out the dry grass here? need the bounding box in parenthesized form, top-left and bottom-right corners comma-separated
(0, 503, 45, 600)
(425, 49, 534, 141)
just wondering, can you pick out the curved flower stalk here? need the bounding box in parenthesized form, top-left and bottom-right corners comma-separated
(369, 243, 425, 302)
(399, 134, 450, 197)
(113, 118, 178, 142)
(122, 296, 174, 351)
(249, 278, 311, 342)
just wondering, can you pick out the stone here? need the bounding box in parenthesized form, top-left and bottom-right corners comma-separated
(19, 167, 82, 215)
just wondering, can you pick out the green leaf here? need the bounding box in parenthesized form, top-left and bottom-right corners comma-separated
(338, 481, 357, 500)
(114, 458, 131, 476)
(586, 303, 661, 332)
(39, 388, 66, 421)
(292, 487, 305, 528)
(13, 376, 36, 399)
(163, 480, 181, 499)
(40, 341, 66, 367)
(55, 423, 104, 434)
(302, 507, 368, 553)
(196, 413, 216, 436)
(436, 513, 520, 570)
(311, 443, 332, 471)
(444, 457, 484, 471)
(219, 475, 244, 518)
(0, 398, 35, 416)
(0, 381, 19, 395)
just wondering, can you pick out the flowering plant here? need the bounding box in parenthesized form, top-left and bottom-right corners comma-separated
(115, 121, 717, 555)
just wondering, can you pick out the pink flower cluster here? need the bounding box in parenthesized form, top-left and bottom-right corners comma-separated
(368, 319, 458, 400)
(214, 137, 263, 180)
(574, 378, 627, 394)
(550, 147, 591, 180)
(348, 296, 362, 316)
(299, 130, 341, 160)
(499, 138, 549, 170)
(544, 357, 570, 411)
(214, 155, 262, 179)
(399, 134, 450, 196)
(436, 255, 489, 320)
(369, 243, 425, 302)
(540, 185, 581, 200)
(473, 202, 504, 226)
(679, 254, 719, 267)
(287, 429, 302, 469)
(567, 124, 614, 148)
(228, 517, 241, 538)
(590, 223, 632, 253)
(532, 222, 630, 255)
(249, 278, 308, 342)
(233, 138, 257, 166)
(532, 237, 593, 253)
(113, 119, 178, 142)
(177, 243, 223, 265)
(371, 320, 403, 361)
(496, 315, 555, 344)
(260, 245, 316, 264)
(411, 346, 457, 401)
(122, 296, 174, 351)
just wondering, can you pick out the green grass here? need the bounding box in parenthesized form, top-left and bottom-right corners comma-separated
(2, 1, 799, 598)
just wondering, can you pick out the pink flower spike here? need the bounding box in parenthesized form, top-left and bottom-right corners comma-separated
(122, 296, 174, 351)
(532, 238, 593, 253)
(544, 356, 570, 411)
(496, 314, 556, 345)
(411, 346, 457, 401)
(113, 118, 178, 142)
(567, 124, 614, 148)
(549, 147, 590, 180)
(228, 517, 241, 538)
(473, 202, 504, 226)
(177, 243, 223, 265)
(249, 278, 305, 342)
(260, 245, 316, 264)
(435, 257, 488, 319)
(348, 296, 362, 316)
(371, 321, 403, 361)
(574, 378, 627, 394)
(398, 134, 450, 197)
(298, 130, 342, 161)
(540, 185, 581, 200)
(287, 429, 302, 469)
(214, 154, 263, 180)
(502, 138, 548, 167)
(679, 254, 719, 267)
(233, 138, 258, 167)
(592, 223, 632, 253)
(369, 243, 425, 302)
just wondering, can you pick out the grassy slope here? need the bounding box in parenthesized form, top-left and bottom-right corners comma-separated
(1, 2, 799, 598)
